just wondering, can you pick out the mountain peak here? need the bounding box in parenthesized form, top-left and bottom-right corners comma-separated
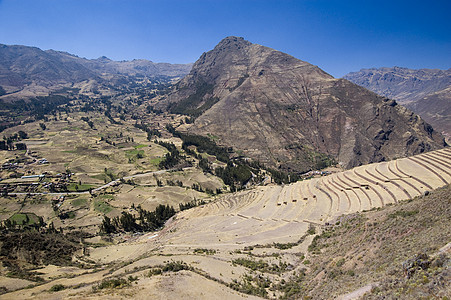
(96, 56, 112, 62)
(163, 38, 444, 171)
(214, 36, 252, 51)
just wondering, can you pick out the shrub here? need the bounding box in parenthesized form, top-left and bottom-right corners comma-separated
(336, 258, 345, 267)
(95, 278, 128, 290)
(49, 284, 65, 292)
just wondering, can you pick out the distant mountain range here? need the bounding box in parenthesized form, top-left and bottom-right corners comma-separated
(0, 43, 192, 100)
(161, 37, 445, 171)
(344, 67, 451, 138)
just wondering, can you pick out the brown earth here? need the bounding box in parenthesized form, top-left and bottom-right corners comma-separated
(161, 37, 446, 172)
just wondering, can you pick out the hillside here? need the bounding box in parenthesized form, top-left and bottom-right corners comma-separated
(162, 37, 445, 172)
(344, 67, 451, 138)
(0, 44, 192, 100)
(404, 87, 451, 139)
(1, 148, 449, 299)
(343, 67, 451, 103)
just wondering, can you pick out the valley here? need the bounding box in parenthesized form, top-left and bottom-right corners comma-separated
(0, 37, 449, 299)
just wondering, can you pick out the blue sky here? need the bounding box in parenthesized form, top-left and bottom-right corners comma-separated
(0, 0, 449, 77)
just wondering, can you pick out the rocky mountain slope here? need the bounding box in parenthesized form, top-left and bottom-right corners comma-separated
(344, 67, 451, 138)
(162, 37, 445, 171)
(405, 87, 451, 139)
(0, 44, 192, 100)
(343, 67, 451, 103)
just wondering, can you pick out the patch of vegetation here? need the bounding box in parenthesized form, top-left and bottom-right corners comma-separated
(176, 130, 230, 163)
(133, 122, 161, 140)
(94, 201, 113, 214)
(147, 260, 192, 277)
(273, 242, 297, 250)
(215, 161, 253, 189)
(271, 270, 306, 299)
(149, 157, 163, 166)
(193, 248, 216, 255)
(8, 213, 40, 227)
(229, 274, 270, 298)
(125, 149, 145, 162)
(267, 167, 301, 184)
(49, 284, 66, 292)
(58, 210, 76, 220)
(232, 258, 290, 274)
(67, 183, 95, 192)
(307, 224, 316, 235)
(100, 204, 175, 233)
(168, 82, 219, 117)
(71, 198, 88, 207)
(179, 199, 207, 211)
(387, 209, 419, 219)
(0, 227, 87, 282)
(94, 278, 129, 290)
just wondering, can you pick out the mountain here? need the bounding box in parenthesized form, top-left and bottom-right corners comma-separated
(405, 87, 451, 139)
(344, 67, 451, 138)
(47, 51, 193, 78)
(0, 44, 97, 89)
(343, 67, 451, 103)
(0, 44, 192, 100)
(162, 36, 446, 172)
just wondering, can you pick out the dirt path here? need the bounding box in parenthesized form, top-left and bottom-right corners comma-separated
(336, 283, 378, 300)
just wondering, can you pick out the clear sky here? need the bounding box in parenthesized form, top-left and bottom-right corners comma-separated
(0, 0, 449, 77)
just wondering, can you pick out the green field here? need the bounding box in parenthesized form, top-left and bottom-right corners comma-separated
(9, 212, 40, 226)
(125, 149, 145, 158)
(67, 183, 96, 192)
(94, 201, 113, 214)
(71, 198, 88, 207)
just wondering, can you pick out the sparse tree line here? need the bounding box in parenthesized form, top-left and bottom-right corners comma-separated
(1, 131, 28, 151)
(134, 122, 161, 140)
(156, 140, 188, 169)
(165, 125, 304, 188)
(99, 204, 175, 234)
(179, 198, 207, 211)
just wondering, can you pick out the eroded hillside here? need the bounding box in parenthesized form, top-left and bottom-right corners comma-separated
(161, 37, 445, 172)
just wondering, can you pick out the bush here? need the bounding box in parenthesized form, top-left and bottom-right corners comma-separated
(95, 278, 128, 290)
(49, 284, 65, 292)
(336, 258, 345, 267)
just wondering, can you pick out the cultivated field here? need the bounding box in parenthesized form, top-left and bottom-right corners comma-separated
(2, 148, 449, 299)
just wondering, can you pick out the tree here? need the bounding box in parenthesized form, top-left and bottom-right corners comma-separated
(15, 143, 27, 150)
(100, 216, 115, 234)
(39, 123, 46, 130)
(18, 131, 28, 140)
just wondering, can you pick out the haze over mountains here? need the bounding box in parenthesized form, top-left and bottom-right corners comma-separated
(344, 67, 451, 138)
(162, 37, 445, 171)
(0, 43, 192, 100)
